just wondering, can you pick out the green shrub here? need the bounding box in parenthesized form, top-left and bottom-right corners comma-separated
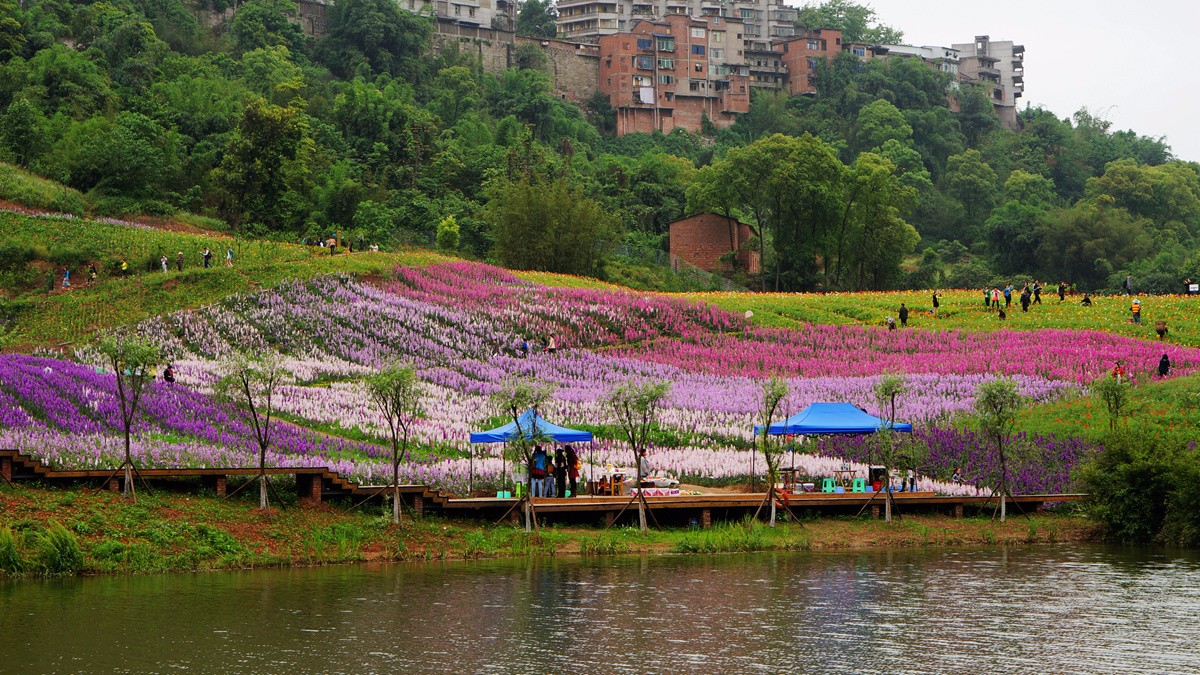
(37, 520, 85, 575)
(0, 162, 87, 215)
(0, 526, 28, 575)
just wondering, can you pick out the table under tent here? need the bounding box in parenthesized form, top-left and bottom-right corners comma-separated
(754, 402, 913, 494)
(469, 409, 593, 497)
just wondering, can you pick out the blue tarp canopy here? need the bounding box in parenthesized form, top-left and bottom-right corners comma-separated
(470, 409, 593, 444)
(754, 402, 913, 436)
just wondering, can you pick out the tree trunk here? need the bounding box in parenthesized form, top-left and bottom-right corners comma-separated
(638, 498, 647, 533)
(259, 473, 268, 510)
(123, 431, 134, 499)
(885, 482, 893, 523)
(769, 488, 777, 527)
(393, 454, 402, 525)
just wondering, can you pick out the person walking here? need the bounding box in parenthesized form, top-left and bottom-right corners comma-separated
(565, 445, 580, 497)
(161, 255, 168, 272)
(202, 247, 213, 268)
(225, 246, 234, 267)
(1032, 281, 1042, 305)
(1020, 288, 1031, 313)
(1058, 281, 1067, 302)
(176, 251, 184, 271)
(1159, 354, 1171, 378)
(898, 303, 909, 327)
(61, 268, 70, 288)
(554, 447, 568, 499)
(1131, 298, 1142, 324)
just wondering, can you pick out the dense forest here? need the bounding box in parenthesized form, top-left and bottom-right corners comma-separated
(1, 0, 1197, 292)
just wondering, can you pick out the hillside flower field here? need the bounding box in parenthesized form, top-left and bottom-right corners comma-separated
(3, 262, 1192, 495)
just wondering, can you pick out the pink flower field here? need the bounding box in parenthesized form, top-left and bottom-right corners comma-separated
(3, 262, 1188, 494)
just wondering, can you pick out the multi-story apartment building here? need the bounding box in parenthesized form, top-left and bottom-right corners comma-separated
(878, 44, 959, 77)
(775, 28, 849, 95)
(559, 0, 797, 46)
(952, 35, 1024, 128)
(396, 0, 517, 31)
(598, 14, 751, 135)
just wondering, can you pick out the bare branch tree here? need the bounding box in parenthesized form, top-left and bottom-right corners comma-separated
(215, 352, 290, 510)
(365, 364, 425, 524)
(604, 379, 671, 532)
(96, 333, 163, 500)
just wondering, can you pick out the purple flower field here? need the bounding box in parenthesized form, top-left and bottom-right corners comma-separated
(2, 262, 1178, 494)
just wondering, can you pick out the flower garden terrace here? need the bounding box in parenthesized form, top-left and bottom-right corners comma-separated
(4, 261, 1192, 496)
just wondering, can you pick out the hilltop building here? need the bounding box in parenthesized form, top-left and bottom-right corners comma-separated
(669, 212, 760, 273)
(557, 0, 798, 45)
(952, 35, 1024, 128)
(598, 14, 752, 135)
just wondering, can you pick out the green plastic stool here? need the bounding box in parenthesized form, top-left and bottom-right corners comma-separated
(851, 478, 866, 493)
(513, 484, 523, 498)
(820, 478, 835, 493)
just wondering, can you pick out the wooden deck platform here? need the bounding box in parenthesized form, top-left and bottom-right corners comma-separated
(0, 448, 1085, 525)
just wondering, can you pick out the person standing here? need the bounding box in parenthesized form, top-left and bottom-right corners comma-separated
(120, 259, 128, 275)
(1020, 288, 1031, 313)
(982, 287, 990, 308)
(1159, 354, 1171, 378)
(1032, 281, 1042, 305)
(931, 291, 940, 317)
(202, 247, 213, 268)
(160, 255, 168, 272)
(991, 287, 1001, 308)
(530, 446, 548, 497)
(554, 447, 568, 499)
(176, 251, 184, 271)
(638, 449, 652, 482)
(565, 445, 580, 497)
(1058, 281, 1067, 302)
(1111, 361, 1126, 381)
(225, 246, 234, 267)
(1003, 284, 1013, 308)
(1124, 274, 1133, 295)
(546, 334, 557, 355)
(898, 303, 909, 327)
(61, 268, 70, 288)
(1131, 298, 1142, 324)
(543, 455, 557, 498)
(88, 264, 97, 285)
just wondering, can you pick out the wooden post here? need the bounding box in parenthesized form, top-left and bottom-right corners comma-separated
(413, 494, 424, 518)
(701, 508, 712, 529)
(215, 475, 226, 498)
(953, 504, 964, 519)
(0, 456, 11, 483)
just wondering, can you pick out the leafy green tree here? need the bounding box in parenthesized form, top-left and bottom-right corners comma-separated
(229, 0, 308, 54)
(68, 111, 183, 198)
(1091, 374, 1130, 432)
(213, 96, 312, 232)
(485, 175, 614, 275)
(853, 99, 912, 153)
(96, 334, 163, 500)
(1035, 202, 1152, 290)
(0, 97, 47, 166)
(364, 364, 425, 524)
(0, 0, 26, 61)
(837, 152, 919, 289)
(514, 0, 556, 38)
(430, 66, 480, 126)
(974, 378, 1022, 522)
(956, 83, 999, 148)
(942, 148, 998, 241)
(604, 379, 671, 532)
(240, 44, 305, 104)
(435, 214, 459, 252)
(873, 374, 908, 522)
(795, 0, 903, 44)
(1085, 159, 1200, 239)
(215, 351, 290, 510)
(2, 43, 113, 118)
(316, 0, 432, 82)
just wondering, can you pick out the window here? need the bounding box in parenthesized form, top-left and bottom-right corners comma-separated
(694, 62, 703, 72)
(851, 46, 865, 57)
(739, 8, 753, 18)
(711, 48, 723, 59)
(658, 74, 675, 84)
(408, 0, 414, 8)
(632, 74, 651, 87)
(712, 31, 724, 44)
(806, 57, 819, 71)
(691, 45, 705, 55)
(635, 55, 654, 70)
(657, 57, 674, 69)
(664, 92, 674, 101)
(689, 80, 704, 91)
(468, 6, 475, 17)
(637, 37, 652, 50)
(691, 27, 706, 39)
(656, 37, 674, 51)
(453, 4, 460, 14)
(807, 39, 820, 50)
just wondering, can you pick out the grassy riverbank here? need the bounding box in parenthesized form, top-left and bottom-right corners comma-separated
(0, 486, 1101, 578)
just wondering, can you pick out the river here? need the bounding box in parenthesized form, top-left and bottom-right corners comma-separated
(2, 544, 1198, 674)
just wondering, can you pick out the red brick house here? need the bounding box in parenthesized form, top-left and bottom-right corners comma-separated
(669, 212, 760, 274)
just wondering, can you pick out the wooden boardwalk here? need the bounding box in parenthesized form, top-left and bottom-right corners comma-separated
(1, 449, 1085, 525)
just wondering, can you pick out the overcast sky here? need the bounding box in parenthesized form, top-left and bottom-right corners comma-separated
(857, 0, 1200, 162)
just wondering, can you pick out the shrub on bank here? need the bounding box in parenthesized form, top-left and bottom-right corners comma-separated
(36, 520, 85, 575)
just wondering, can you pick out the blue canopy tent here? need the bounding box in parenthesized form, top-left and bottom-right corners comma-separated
(470, 409, 593, 444)
(755, 402, 912, 436)
(469, 409, 593, 496)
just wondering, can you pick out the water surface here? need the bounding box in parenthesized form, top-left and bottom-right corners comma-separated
(3, 545, 1198, 673)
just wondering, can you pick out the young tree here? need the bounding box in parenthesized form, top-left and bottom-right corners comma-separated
(873, 374, 908, 522)
(96, 334, 163, 500)
(974, 378, 1023, 522)
(1092, 374, 1131, 432)
(489, 377, 555, 532)
(754, 377, 790, 527)
(604, 379, 671, 532)
(365, 364, 425, 524)
(514, 0, 557, 38)
(215, 352, 289, 510)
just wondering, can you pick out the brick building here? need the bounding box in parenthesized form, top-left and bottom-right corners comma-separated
(953, 35, 1024, 129)
(776, 28, 848, 95)
(669, 212, 759, 273)
(598, 15, 751, 135)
